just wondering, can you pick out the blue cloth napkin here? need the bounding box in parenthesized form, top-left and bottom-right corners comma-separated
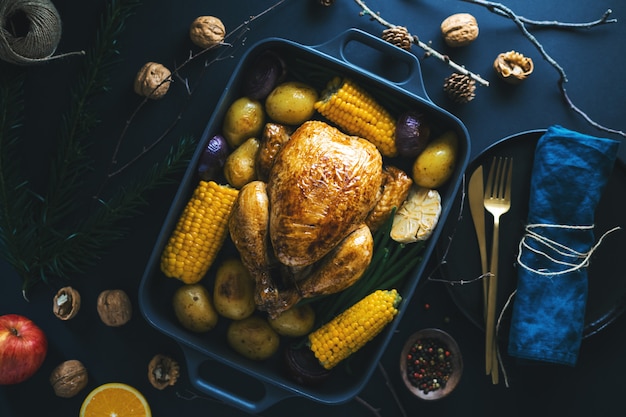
(507, 125, 620, 366)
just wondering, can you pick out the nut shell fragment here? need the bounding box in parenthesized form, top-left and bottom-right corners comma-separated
(50, 360, 88, 398)
(134, 62, 172, 99)
(494, 51, 534, 84)
(148, 354, 180, 390)
(53, 286, 81, 320)
(441, 13, 479, 47)
(97, 289, 132, 327)
(189, 16, 226, 49)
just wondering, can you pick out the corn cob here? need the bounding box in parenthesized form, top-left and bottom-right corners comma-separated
(160, 180, 239, 284)
(314, 77, 397, 157)
(308, 289, 401, 369)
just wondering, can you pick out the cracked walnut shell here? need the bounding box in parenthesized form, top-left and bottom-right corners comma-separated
(53, 286, 81, 320)
(50, 360, 88, 398)
(148, 354, 180, 390)
(134, 62, 172, 99)
(441, 13, 479, 47)
(494, 51, 534, 84)
(189, 16, 226, 49)
(97, 289, 132, 327)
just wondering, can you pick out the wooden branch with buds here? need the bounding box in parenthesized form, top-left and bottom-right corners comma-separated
(353, 0, 490, 87)
(462, 0, 625, 138)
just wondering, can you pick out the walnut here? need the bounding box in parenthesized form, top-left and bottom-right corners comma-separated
(189, 16, 226, 49)
(493, 51, 534, 84)
(97, 289, 132, 327)
(52, 286, 81, 320)
(147, 354, 180, 390)
(133, 62, 172, 100)
(50, 360, 88, 398)
(440, 13, 479, 47)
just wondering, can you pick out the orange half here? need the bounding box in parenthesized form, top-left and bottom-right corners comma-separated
(79, 382, 151, 417)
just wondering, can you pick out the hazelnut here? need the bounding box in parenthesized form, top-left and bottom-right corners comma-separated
(97, 289, 132, 327)
(441, 13, 479, 47)
(147, 354, 180, 390)
(133, 62, 172, 99)
(53, 286, 81, 320)
(189, 16, 226, 49)
(493, 51, 534, 84)
(50, 360, 88, 398)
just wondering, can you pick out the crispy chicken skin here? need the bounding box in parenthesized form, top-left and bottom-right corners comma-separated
(267, 120, 383, 267)
(229, 120, 384, 317)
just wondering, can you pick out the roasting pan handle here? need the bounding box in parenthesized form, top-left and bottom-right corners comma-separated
(182, 345, 295, 413)
(313, 28, 430, 102)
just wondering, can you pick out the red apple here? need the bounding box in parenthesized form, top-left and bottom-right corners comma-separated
(0, 314, 48, 385)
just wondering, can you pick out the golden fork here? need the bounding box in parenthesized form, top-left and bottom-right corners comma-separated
(483, 156, 513, 382)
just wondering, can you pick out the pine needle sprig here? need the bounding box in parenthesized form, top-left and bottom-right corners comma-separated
(43, 0, 143, 229)
(19, 135, 197, 294)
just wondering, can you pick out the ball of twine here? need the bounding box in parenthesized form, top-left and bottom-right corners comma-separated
(0, 0, 82, 65)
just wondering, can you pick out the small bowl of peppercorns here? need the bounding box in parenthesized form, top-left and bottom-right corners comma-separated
(400, 328, 463, 400)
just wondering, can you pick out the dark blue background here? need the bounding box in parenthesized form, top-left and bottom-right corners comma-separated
(1, 0, 625, 416)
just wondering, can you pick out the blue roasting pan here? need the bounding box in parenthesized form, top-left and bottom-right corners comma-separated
(138, 28, 470, 413)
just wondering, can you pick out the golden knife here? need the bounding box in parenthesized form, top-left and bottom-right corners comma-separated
(468, 165, 489, 304)
(468, 165, 498, 381)
(468, 165, 489, 330)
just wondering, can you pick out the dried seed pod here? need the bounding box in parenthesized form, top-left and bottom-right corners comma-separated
(189, 16, 226, 49)
(133, 62, 172, 99)
(97, 289, 132, 327)
(53, 286, 81, 320)
(440, 13, 479, 47)
(494, 51, 534, 84)
(50, 360, 88, 398)
(382, 26, 413, 51)
(147, 354, 180, 390)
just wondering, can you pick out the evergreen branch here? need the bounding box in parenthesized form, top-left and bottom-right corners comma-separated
(0, 64, 37, 280)
(43, 0, 143, 228)
(22, 135, 196, 293)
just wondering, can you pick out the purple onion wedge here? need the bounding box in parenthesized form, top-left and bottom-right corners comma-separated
(197, 134, 230, 181)
(241, 51, 287, 100)
(395, 111, 431, 158)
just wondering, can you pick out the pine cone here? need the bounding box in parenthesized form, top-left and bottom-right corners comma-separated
(443, 73, 476, 104)
(382, 26, 412, 51)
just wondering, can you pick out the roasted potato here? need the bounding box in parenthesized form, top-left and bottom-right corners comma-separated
(412, 131, 458, 188)
(268, 304, 315, 337)
(222, 97, 265, 147)
(213, 258, 256, 320)
(224, 137, 260, 189)
(265, 81, 318, 125)
(172, 284, 218, 332)
(226, 316, 280, 360)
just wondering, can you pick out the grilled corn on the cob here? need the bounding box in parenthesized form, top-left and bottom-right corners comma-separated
(314, 77, 397, 157)
(308, 289, 401, 369)
(160, 180, 239, 284)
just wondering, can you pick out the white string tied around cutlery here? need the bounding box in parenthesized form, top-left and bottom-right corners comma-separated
(517, 223, 621, 277)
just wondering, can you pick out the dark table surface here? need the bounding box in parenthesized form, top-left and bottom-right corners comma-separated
(2, 0, 626, 416)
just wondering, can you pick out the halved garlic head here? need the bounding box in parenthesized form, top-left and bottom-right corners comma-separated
(390, 186, 442, 244)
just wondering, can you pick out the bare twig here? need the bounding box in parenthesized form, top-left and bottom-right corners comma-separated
(355, 396, 384, 417)
(94, 0, 286, 199)
(462, 0, 625, 138)
(479, 5, 617, 28)
(353, 0, 489, 87)
(377, 363, 408, 417)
